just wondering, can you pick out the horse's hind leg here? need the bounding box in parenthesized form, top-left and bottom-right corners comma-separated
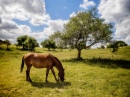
(26, 65, 32, 82)
(45, 68, 51, 82)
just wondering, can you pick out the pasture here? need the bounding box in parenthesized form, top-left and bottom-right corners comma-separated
(0, 46, 130, 97)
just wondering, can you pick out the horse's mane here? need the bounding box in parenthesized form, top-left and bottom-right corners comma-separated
(51, 54, 64, 70)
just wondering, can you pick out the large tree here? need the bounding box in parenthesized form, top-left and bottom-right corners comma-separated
(62, 9, 113, 59)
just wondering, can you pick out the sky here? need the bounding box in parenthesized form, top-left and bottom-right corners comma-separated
(0, 0, 130, 46)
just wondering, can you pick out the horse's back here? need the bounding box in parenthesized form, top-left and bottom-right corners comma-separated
(24, 53, 54, 68)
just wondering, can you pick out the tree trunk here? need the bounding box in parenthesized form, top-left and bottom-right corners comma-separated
(77, 49, 82, 59)
(7, 45, 9, 50)
(22, 45, 24, 50)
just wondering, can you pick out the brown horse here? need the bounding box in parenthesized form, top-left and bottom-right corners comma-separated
(20, 53, 65, 82)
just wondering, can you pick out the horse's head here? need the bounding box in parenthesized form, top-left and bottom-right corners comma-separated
(58, 69, 65, 82)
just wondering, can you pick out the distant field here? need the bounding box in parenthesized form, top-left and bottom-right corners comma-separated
(0, 46, 130, 97)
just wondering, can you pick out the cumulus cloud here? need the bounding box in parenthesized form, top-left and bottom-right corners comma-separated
(0, 21, 29, 43)
(80, 0, 95, 9)
(98, 0, 130, 45)
(0, 0, 69, 44)
(69, 12, 76, 18)
(1, 0, 50, 25)
(0, 19, 19, 42)
(0, 23, 48, 43)
(0, 0, 51, 43)
(43, 19, 68, 36)
(0, 19, 18, 30)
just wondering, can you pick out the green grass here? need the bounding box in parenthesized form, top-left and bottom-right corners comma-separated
(0, 46, 130, 97)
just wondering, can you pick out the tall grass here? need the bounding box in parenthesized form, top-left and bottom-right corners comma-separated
(0, 46, 130, 97)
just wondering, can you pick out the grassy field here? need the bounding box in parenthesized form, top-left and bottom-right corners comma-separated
(0, 46, 130, 97)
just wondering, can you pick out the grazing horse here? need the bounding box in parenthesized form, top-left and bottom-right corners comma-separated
(20, 53, 65, 82)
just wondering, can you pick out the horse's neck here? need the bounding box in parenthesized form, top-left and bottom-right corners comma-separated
(54, 58, 63, 72)
(55, 63, 63, 72)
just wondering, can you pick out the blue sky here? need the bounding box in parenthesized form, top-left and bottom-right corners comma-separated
(13, 0, 99, 32)
(0, 0, 130, 45)
(45, 0, 84, 20)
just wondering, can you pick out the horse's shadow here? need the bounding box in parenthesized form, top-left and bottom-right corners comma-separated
(30, 81, 71, 88)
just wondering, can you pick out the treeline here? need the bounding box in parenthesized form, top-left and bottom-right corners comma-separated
(0, 35, 57, 51)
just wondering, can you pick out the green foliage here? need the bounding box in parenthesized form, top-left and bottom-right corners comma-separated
(17, 35, 38, 50)
(116, 41, 128, 47)
(41, 39, 56, 50)
(49, 31, 65, 49)
(107, 41, 128, 52)
(24, 37, 38, 50)
(99, 45, 105, 49)
(0, 39, 3, 46)
(0, 39, 11, 50)
(4, 40, 11, 50)
(17, 35, 28, 48)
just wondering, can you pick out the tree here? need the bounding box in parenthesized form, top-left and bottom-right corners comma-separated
(41, 39, 56, 50)
(17, 35, 38, 50)
(49, 31, 65, 49)
(24, 37, 38, 50)
(0, 39, 11, 50)
(0, 39, 3, 48)
(4, 40, 11, 50)
(116, 41, 127, 47)
(62, 9, 113, 59)
(100, 45, 105, 49)
(17, 35, 28, 50)
(107, 40, 128, 52)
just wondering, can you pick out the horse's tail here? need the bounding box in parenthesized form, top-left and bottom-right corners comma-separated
(20, 56, 24, 73)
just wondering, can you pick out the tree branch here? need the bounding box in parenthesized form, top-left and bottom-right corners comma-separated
(86, 41, 97, 48)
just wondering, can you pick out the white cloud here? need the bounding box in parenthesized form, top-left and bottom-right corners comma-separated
(0, 19, 67, 44)
(80, 0, 95, 9)
(43, 19, 68, 36)
(0, 19, 18, 30)
(18, 25, 31, 34)
(1, 0, 50, 25)
(98, 0, 130, 45)
(0, 19, 19, 43)
(0, 23, 48, 43)
(69, 12, 76, 18)
(0, 0, 51, 43)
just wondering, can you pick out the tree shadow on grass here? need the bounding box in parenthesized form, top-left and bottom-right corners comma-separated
(31, 81, 71, 88)
(62, 58, 130, 69)
(87, 57, 130, 69)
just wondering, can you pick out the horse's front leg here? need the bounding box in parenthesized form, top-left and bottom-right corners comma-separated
(51, 68, 58, 82)
(45, 68, 50, 82)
